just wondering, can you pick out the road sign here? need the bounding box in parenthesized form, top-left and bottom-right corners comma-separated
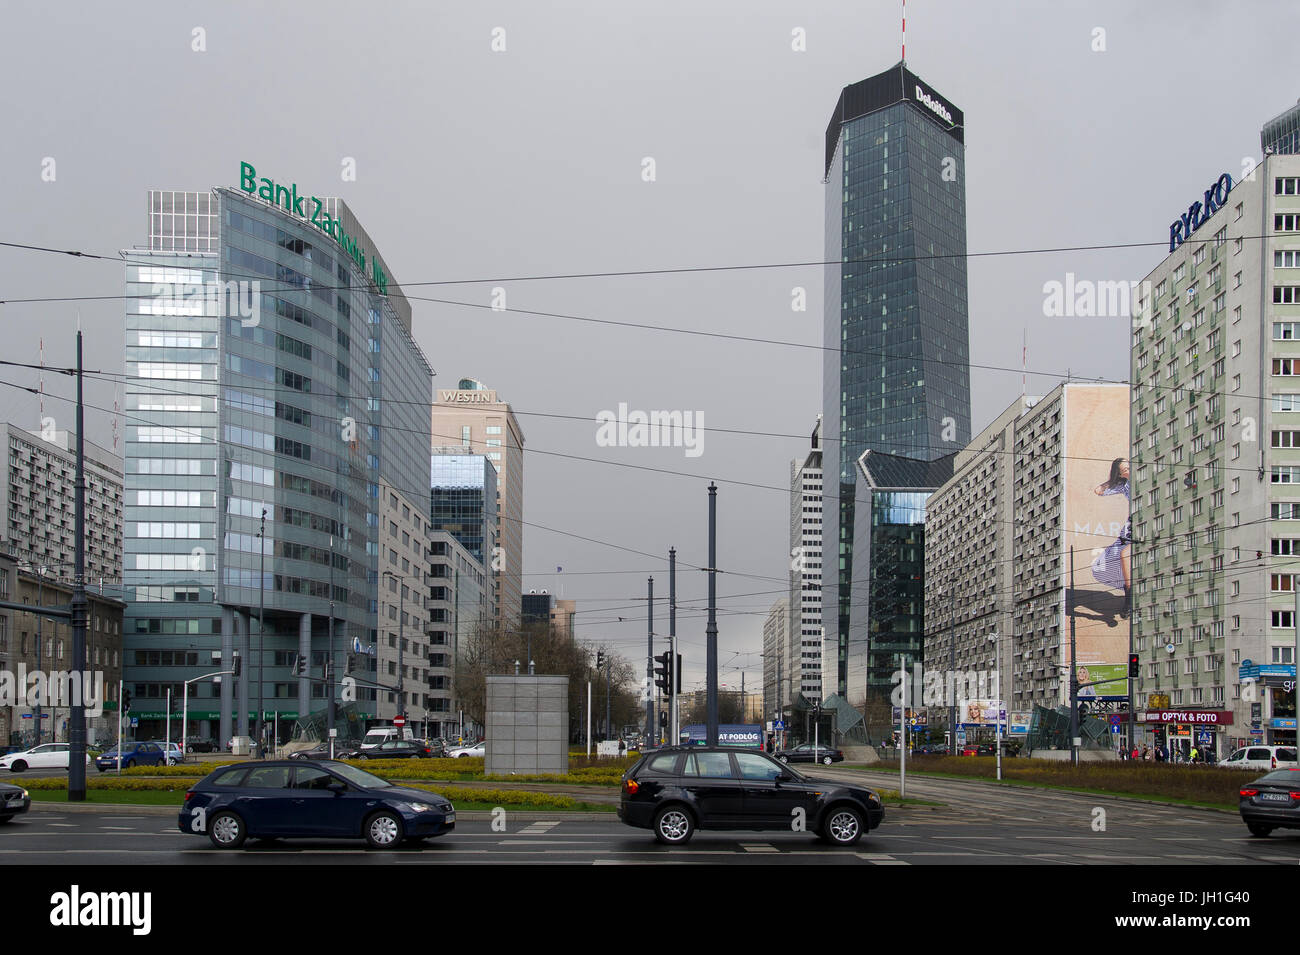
(130, 717, 139, 727)
(393, 717, 406, 727)
(774, 720, 785, 731)
(1109, 714, 1123, 727)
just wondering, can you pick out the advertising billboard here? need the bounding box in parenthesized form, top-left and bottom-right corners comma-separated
(957, 700, 1007, 727)
(1062, 385, 1131, 704)
(1076, 663, 1129, 701)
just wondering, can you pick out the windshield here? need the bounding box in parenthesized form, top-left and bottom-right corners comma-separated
(328, 762, 394, 789)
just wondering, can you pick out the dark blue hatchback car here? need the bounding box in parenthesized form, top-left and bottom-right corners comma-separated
(179, 760, 455, 849)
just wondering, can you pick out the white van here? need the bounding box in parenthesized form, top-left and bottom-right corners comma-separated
(1218, 745, 1297, 771)
(360, 726, 414, 751)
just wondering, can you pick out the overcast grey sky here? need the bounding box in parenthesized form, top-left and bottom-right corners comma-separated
(1, 0, 1297, 696)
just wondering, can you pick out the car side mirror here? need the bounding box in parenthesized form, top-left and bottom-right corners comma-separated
(776, 772, 793, 783)
(328, 781, 347, 795)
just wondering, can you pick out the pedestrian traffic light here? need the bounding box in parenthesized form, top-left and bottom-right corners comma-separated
(1128, 653, 1140, 678)
(654, 652, 672, 693)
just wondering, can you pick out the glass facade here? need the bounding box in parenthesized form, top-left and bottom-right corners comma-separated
(123, 187, 431, 742)
(823, 65, 971, 698)
(430, 453, 498, 568)
(1263, 101, 1300, 155)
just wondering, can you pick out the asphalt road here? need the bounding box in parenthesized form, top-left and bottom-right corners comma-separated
(5, 775, 1296, 864)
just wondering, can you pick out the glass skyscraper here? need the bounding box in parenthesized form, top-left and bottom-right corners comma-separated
(430, 452, 498, 571)
(822, 63, 971, 697)
(122, 181, 432, 744)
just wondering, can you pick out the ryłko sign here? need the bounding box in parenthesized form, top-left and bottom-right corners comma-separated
(1141, 710, 1234, 725)
(1168, 172, 1232, 253)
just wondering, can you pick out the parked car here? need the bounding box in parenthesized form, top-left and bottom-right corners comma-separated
(288, 742, 362, 761)
(1239, 767, 1300, 837)
(619, 745, 884, 846)
(448, 742, 485, 758)
(0, 781, 30, 822)
(146, 741, 184, 765)
(184, 737, 218, 754)
(178, 760, 456, 849)
(1218, 746, 1298, 772)
(95, 741, 170, 772)
(421, 738, 447, 758)
(774, 743, 844, 765)
(0, 743, 94, 773)
(355, 740, 435, 760)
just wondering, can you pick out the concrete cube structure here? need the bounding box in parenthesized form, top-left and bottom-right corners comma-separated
(485, 674, 569, 775)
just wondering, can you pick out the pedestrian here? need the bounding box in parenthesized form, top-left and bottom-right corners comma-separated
(1141, 744, 1150, 761)
(1131, 745, 1139, 760)
(1190, 745, 1199, 763)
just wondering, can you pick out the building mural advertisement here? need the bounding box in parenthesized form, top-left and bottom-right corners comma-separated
(1062, 385, 1131, 705)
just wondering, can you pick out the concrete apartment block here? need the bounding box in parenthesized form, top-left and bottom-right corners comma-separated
(485, 674, 569, 775)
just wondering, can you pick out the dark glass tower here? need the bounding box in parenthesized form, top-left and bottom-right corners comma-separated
(822, 63, 971, 697)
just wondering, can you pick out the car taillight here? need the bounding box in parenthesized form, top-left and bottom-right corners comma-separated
(184, 790, 195, 802)
(1272, 757, 1278, 769)
(1289, 792, 1300, 801)
(1240, 789, 1258, 797)
(623, 779, 639, 795)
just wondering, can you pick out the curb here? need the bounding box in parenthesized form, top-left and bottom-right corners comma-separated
(838, 767, 1238, 815)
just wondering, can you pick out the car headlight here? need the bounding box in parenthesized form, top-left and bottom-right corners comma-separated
(20, 790, 28, 799)
(402, 801, 433, 813)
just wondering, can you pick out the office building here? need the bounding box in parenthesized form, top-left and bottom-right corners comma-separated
(763, 597, 789, 726)
(845, 449, 953, 737)
(1131, 145, 1300, 755)
(121, 171, 432, 743)
(431, 380, 524, 630)
(823, 63, 972, 700)
(1263, 99, 1300, 156)
(789, 417, 825, 706)
(430, 528, 489, 738)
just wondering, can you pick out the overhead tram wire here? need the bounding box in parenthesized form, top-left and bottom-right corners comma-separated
(0, 225, 1288, 397)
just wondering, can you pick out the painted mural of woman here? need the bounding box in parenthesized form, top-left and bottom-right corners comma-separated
(1092, 457, 1132, 616)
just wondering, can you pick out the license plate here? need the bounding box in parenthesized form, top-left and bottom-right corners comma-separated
(1259, 792, 1290, 803)
(445, 812, 455, 823)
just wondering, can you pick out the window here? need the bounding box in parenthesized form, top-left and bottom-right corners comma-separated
(1276, 322, 1300, 340)
(1272, 431, 1300, 448)
(1276, 177, 1300, 196)
(1275, 611, 1297, 629)
(1274, 286, 1300, 304)
(1278, 250, 1300, 269)
(1272, 574, 1296, 592)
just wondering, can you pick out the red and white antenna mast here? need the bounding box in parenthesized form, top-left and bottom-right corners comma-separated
(901, 0, 906, 64)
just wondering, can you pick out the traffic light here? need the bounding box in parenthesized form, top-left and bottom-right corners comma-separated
(231, 653, 241, 676)
(291, 654, 308, 677)
(346, 653, 357, 673)
(654, 652, 672, 693)
(121, 688, 132, 714)
(1128, 653, 1140, 678)
(596, 650, 605, 669)
(676, 653, 682, 694)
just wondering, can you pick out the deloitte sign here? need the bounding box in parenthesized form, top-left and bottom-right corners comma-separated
(238, 161, 389, 295)
(1168, 172, 1233, 253)
(912, 84, 953, 125)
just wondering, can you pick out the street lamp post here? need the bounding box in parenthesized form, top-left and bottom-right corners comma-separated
(256, 508, 267, 759)
(989, 630, 1002, 782)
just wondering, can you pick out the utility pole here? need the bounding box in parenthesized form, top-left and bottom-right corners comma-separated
(68, 329, 88, 801)
(646, 576, 654, 744)
(706, 484, 719, 746)
(327, 532, 335, 754)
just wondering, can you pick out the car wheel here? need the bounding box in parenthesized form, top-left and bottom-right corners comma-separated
(823, 806, 864, 846)
(653, 805, 695, 845)
(10, 761, 26, 773)
(208, 811, 246, 849)
(778, 755, 789, 763)
(1247, 823, 1274, 838)
(365, 811, 404, 849)
(822, 755, 834, 765)
(125, 760, 135, 769)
